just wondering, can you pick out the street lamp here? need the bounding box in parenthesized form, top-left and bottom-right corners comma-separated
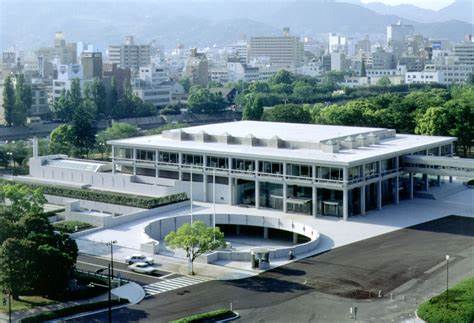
(106, 240, 117, 278)
(6, 152, 13, 176)
(96, 265, 113, 323)
(445, 254, 450, 309)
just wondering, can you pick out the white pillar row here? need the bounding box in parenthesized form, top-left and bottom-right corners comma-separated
(228, 157, 233, 205)
(312, 186, 318, 217)
(178, 152, 183, 180)
(343, 189, 349, 221)
(360, 185, 366, 215)
(111, 146, 115, 174)
(409, 172, 414, 200)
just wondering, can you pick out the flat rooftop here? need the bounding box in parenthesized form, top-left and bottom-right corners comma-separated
(109, 121, 455, 166)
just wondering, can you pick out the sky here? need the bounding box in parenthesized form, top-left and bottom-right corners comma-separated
(360, 0, 455, 10)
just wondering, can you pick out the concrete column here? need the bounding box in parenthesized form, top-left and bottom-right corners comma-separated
(377, 180, 382, 210)
(228, 177, 233, 205)
(293, 232, 298, 244)
(263, 227, 269, 239)
(360, 185, 366, 215)
(395, 176, 400, 204)
(343, 167, 349, 183)
(111, 146, 115, 174)
(283, 182, 288, 213)
(409, 173, 414, 200)
(422, 174, 429, 191)
(343, 189, 349, 221)
(312, 165, 317, 183)
(449, 176, 453, 183)
(436, 176, 441, 186)
(178, 152, 183, 180)
(203, 173, 208, 202)
(132, 147, 137, 175)
(255, 179, 260, 209)
(312, 186, 318, 217)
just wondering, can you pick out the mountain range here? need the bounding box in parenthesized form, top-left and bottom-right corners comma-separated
(0, 0, 472, 52)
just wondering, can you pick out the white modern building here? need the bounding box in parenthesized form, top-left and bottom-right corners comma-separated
(27, 121, 474, 222)
(132, 65, 172, 107)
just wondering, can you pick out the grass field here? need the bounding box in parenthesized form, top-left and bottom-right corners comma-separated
(418, 277, 474, 323)
(0, 295, 55, 313)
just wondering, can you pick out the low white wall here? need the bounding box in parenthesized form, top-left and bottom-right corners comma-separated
(145, 213, 320, 262)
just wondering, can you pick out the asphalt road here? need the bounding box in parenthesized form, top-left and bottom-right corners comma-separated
(76, 254, 171, 285)
(69, 215, 474, 322)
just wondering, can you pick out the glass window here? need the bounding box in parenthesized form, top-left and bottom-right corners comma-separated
(259, 161, 283, 174)
(207, 156, 228, 169)
(183, 154, 203, 166)
(287, 164, 312, 178)
(116, 148, 132, 159)
(232, 159, 255, 171)
(136, 149, 155, 161)
(159, 151, 178, 163)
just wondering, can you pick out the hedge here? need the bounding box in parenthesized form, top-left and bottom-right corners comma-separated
(0, 179, 188, 209)
(171, 309, 236, 323)
(418, 277, 474, 323)
(53, 221, 94, 233)
(20, 299, 128, 323)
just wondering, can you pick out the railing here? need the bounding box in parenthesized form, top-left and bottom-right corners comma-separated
(157, 161, 179, 168)
(285, 175, 313, 182)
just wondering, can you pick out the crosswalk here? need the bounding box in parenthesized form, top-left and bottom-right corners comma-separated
(143, 275, 210, 296)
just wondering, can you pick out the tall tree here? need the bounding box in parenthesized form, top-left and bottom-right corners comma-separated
(108, 76, 119, 119)
(13, 74, 30, 127)
(51, 89, 74, 122)
(2, 75, 15, 126)
(71, 98, 97, 157)
(90, 78, 107, 118)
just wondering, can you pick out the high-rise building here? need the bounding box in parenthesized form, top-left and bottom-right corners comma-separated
(387, 21, 414, 56)
(102, 63, 131, 96)
(108, 36, 151, 72)
(248, 29, 303, 68)
(185, 48, 209, 87)
(453, 41, 474, 65)
(329, 33, 347, 54)
(81, 52, 103, 80)
(132, 65, 171, 107)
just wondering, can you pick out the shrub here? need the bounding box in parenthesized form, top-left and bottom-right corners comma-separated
(0, 179, 188, 209)
(418, 277, 474, 323)
(53, 221, 94, 233)
(20, 299, 128, 323)
(170, 309, 236, 323)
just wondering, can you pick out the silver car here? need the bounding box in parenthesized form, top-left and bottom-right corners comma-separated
(125, 254, 154, 265)
(128, 262, 158, 275)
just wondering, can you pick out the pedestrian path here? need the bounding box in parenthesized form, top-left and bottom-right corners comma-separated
(143, 275, 210, 296)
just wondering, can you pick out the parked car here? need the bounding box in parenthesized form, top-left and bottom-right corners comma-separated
(125, 254, 154, 265)
(128, 262, 158, 275)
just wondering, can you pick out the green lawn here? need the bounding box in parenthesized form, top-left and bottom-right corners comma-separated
(0, 295, 56, 313)
(418, 277, 474, 323)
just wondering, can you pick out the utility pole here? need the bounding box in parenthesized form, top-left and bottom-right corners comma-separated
(108, 263, 112, 323)
(213, 168, 216, 241)
(190, 166, 193, 224)
(106, 240, 117, 278)
(445, 254, 450, 309)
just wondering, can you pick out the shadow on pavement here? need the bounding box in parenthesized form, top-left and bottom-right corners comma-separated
(225, 275, 312, 293)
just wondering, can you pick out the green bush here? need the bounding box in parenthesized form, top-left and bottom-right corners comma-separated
(467, 179, 474, 186)
(53, 221, 94, 233)
(20, 299, 128, 322)
(171, 309, 236, 323)
(0, 179, 188, 209)
(418, 277, 474, 323)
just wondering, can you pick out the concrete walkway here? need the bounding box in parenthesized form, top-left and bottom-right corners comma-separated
(76, 184, 473, 280)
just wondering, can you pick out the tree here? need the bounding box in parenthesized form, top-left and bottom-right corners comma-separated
(270, 70, 294, 85)
(2, 75, 15, 126)
(49, 124, 74, 155)
(165, 221, 225, 275)
(51, 89, 74, 122)
(12, 74, 30, 127)
(376, 76, 391, 87)
(96, 122, 139, 158)
(242, 93, 264, 121)
(0, 184, 78, 298)
(90, 78, 107, 118)
(415, 106, 449, 136)
(71, 98, 97, 157)
(263, 104, 312, 124)
(160, 103, 182, 115)
(179, 77, 192, 93)
(108, 76, 119, 118)
(187, 86, 226, 114)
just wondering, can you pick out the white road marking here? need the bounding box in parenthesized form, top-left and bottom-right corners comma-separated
(143, 276, 210, 296)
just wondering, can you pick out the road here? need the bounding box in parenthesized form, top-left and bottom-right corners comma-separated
(69, 215, 474, 322)
(76, 254, 171, 285)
